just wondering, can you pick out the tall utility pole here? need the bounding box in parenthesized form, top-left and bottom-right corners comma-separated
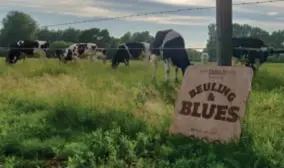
(216, 0, 232, 66)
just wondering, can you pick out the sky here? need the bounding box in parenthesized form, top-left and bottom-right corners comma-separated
(0, 0, 284, 50)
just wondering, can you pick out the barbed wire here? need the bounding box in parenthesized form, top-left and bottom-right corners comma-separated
(1, 47, 283, 52)
(0, 47, 206, 50)
(40, 0, 284, 28)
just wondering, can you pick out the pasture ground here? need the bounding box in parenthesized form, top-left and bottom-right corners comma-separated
(0, 58, 283, 167)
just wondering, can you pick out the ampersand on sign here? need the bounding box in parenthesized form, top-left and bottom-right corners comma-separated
(207, 92, 215, 101)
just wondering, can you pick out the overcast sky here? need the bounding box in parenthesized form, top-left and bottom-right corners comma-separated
(1, 0, 284, 49)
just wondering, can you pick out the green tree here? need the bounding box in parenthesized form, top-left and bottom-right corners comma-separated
(131, 31, 154, 43)
(36, 28, 61, 42)
(120, 32, 132, 43)
(205, 23, 217, 61)
(78, 28, 100, 43)
(60, 28, 80, 42)
(269, 30, 284, 48)
(49, 41, 73, 49)
(95, 29, 111, 48)
(0, 11, 38, 46)
(106, 37, 120, 59)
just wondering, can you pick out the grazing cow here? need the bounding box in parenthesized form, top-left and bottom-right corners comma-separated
(200, 52, 209, 64)
(6, 40, 49, 64)
(232, 37, 280, 71)
(111, 42, 150, 68)
(149, 29, 192, 82)
(60, 43, 97, 63)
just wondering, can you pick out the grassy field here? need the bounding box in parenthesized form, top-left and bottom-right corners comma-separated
(0, 58, 284, 168)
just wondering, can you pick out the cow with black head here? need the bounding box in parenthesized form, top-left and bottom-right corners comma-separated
(111, 42, 150, 68)
(149, 29, 192, 82)
(232, 37, 284, 71)
(6, 40, 49, 64)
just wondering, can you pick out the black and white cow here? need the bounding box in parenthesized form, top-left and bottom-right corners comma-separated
(232, 37, 284, 71)
(6, 40, 49, 64)
(111, 42, 150, 68)
(149, 29, 192, 82)
(59, 43, 97, 63)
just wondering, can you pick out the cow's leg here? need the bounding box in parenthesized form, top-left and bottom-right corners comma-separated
(14, 54, 20, 63)
(7, 49, 21, 64)
(73, 55, 79, 62)
(18, 52, 24, 61)
(71, 53, 80, 62)
(144, 53, 151, 66)
(152, 55, 158, 80)
(58, 54, 64, 63)
(164, 59, 170, 82)
(33, 48, 40, 57)
(22, 51, 30, 61)
(8, 51, 17, 64)
(23, 54, 26, 61)
(22, 53, 27, 61)
(174, 67, 179, 83)
(125, 59, 129, 67)
(255, 58, 261, 71)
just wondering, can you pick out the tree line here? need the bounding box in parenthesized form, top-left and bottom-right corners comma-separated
(0, 10, 284, 62)
(0, 11, 154, 58)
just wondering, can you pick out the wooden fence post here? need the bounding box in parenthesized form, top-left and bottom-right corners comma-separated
(216, 0, 233, 66)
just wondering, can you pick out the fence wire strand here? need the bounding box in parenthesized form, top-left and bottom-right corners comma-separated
(1, 0, 284, 53)
(0, 47, 281, 52)
(41, 0, 284, 28)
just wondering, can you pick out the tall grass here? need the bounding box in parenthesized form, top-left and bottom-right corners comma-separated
(0, 58, 283, 167)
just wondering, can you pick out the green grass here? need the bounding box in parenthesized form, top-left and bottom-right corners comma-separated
(0, 58, 284, 167)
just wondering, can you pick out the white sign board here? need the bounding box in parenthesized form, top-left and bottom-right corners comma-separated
(169, 65, 253, 143)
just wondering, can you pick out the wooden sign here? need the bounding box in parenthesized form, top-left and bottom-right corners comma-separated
(169, 65, 253, 143)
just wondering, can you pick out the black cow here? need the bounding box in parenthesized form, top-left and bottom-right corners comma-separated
(111, 42, 150, 68)
(149, 29, 192, 82)
(232, 37, 284, 71)
(6, 40, 49, 64)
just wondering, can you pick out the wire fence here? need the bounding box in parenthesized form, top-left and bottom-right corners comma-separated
(1, 0, 284, 56)
(0, 47, 206, 50)
(1, 47, 283, 52)
(40, 0, 284, 28)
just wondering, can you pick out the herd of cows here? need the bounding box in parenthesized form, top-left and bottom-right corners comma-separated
(5, 29, 284, 81)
